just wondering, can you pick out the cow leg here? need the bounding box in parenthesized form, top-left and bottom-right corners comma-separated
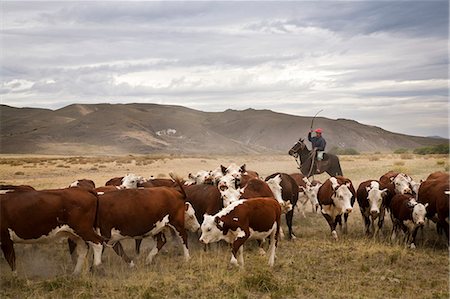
(231, 234, 248, 268)
(68, 238, 78, 265)
(391, 221, 399, 244)
(237, 245, 244, 267)
(322, 213, 338, 240)
(1, 234, 16, 273)
(73, 238, 89, 275)
(285, 209, 296, 239)
(112, 242, 134, 267)
(169, 224, 190, 261)
(375, 209, 386, 237)
(409, 226, 421, 249)
(343, 213, 349, 234)
(362, 215, 371, 236)
(88, 241, 104, 268)
(135, 239, 143, 255)
(257, 240, 266, 256)
(267, 227, 277, 267)
(146, 233, 166, 264)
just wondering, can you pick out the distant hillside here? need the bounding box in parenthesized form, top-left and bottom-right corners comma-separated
(0, 103, 446, 155)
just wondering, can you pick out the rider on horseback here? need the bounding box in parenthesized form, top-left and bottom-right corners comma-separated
(308, 128, 326, 172)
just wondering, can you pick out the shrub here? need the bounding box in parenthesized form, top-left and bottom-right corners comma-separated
(413, 143, 449, 155)
(329, 147, 360, 155)
(394, 148, 409, 154)
(14, 171, 25, 175)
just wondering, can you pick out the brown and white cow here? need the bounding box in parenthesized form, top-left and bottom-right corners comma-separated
(265, 173, 299, 239)
(199, 198, 281, 267)
(356, 180, 388, 236)
(390, 194, 428, 248)
(95, 187, 199, 266)
(0, 188, 104, 275)
(379, 171, 416, 209)
(184, 183, 223, 224)
(318, 176, 356, 240)
(417, 172, 450, 242)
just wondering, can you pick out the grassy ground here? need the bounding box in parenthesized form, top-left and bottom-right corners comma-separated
(0, 154, 448, 298)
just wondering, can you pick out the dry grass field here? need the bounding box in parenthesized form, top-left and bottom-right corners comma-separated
(0, 153, 449, 298)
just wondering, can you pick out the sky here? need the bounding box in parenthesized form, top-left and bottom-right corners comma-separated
(1, 1, 449, 138)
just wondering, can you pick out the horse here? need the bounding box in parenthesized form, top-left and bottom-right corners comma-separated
(288, 138, 343, 177)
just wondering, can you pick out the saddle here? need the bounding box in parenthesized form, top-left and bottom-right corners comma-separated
(310, 151, 330, 172)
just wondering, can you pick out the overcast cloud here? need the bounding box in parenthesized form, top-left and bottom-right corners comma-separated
(1, 1, 448, 138)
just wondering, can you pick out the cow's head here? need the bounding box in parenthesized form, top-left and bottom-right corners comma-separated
(220, 163, 246, 184)
(330, 177, 353, 214)
(121, 173, 143, 189)
(184, 202, 200, 232)
(199, 214, 224, 244)
(210, 167, 224, 185)
(218, 174, 239, 191)
(392, 173, 413, 195)
(220, 186, 243, 207)
(366, 181, 387, 218)
(407, 199, 428, 226)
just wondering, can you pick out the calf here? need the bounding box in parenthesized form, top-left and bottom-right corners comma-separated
(417, 173, 450, 242)
(318, 176, 355, 240)
(390, 194, 428, 248)
(0, 188, 104, 275)
(356, 180, 387, 236)
(199, 198, 281, 267)
(96, 187, 199, 266)
(289, 173, 321, 215)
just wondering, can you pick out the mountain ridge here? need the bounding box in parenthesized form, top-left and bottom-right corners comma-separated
(0, 103, 445, 155)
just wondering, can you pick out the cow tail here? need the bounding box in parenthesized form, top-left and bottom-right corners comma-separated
(169, 172, 187, 200)
(88, 189, 101, 232)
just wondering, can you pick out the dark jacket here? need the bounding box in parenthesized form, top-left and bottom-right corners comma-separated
(308, 132, 326, 151)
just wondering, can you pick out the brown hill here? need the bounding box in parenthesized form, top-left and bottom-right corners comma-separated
(0, 103, 445, 155)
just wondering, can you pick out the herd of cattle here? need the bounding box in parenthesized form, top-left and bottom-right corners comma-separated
(0, 163, 448, 275)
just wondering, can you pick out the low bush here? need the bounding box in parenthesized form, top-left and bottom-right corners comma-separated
(413, 143, 449, 155)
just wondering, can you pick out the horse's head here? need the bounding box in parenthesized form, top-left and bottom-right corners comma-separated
(288, 138, 306, 157)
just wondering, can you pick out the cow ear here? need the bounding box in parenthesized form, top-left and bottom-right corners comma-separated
(214, 216, 222, 228)
(424, 203, 429, 208)
(298, 186, 305, 192)
(366, 186, 371, 192)
(188, 173, 194, 179)
(406, 201, 415, 208)
(240, 164, 246, 173)
(185, 202, 190, 211)
(221, 165, 227, 174)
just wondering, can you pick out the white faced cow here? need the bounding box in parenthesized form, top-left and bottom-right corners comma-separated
(357, 180, 388, 237)
(390, 194, 428, 249)
(199, 198, 281, 268)
(318, 176, 356, 240)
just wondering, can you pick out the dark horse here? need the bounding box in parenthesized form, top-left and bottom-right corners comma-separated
(288, 138, 343, 177)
